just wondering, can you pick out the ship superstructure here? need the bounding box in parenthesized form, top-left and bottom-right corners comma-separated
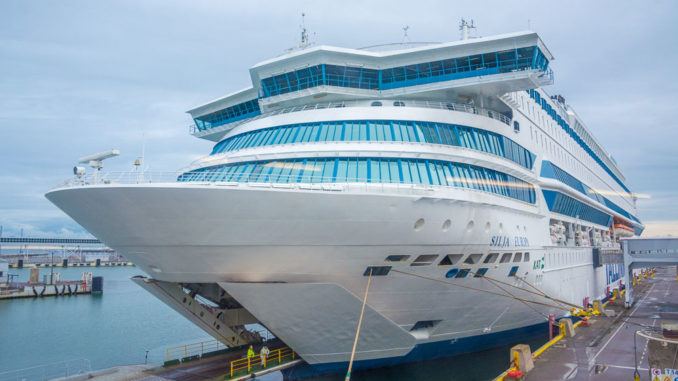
(46, 28, 643, 373)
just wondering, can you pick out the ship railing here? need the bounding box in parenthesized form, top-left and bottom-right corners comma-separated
(190, 99, 512, 137)
(55, 171, 535, 205)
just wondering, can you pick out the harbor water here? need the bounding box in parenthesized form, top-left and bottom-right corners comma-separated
(0, 266, 211, 373)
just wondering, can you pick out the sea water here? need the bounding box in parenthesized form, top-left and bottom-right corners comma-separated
(0, 266, 211, 373)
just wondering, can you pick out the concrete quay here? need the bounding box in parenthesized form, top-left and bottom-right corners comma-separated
(507, 266, 676, 381)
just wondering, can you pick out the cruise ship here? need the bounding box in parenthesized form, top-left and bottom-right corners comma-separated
(46, 24, 644, 374)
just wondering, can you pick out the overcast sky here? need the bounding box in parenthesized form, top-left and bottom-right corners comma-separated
(1, 0, 677, 237)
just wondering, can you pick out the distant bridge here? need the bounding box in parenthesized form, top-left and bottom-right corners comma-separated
(0, 237, 101, 244)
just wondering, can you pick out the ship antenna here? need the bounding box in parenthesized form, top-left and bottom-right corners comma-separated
(401, 25, 410, 44)
(460, 18, 476, 40)
(300, 13, 310, 49)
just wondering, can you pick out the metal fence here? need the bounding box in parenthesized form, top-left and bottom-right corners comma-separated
(0, 358, 91, 381)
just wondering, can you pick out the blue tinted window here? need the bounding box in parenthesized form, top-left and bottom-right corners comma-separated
(179, 157, 536, 204)
(260, 47, 550, 96)
(445, 268, 459, 278)
(194, 99, 261, 131)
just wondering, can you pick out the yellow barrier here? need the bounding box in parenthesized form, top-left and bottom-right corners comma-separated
(531, 322, 565, 359)
(166, 339, 227, 362)
(229, 347, 295, 378)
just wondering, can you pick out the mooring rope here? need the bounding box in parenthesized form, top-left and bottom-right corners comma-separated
(390, 269, 571, 313)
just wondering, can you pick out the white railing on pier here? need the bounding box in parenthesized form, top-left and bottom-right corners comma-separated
(190, 99, 512, 137)
(0, 358, 91, 381)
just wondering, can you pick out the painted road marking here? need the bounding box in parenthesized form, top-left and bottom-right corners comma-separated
(591, 283, 656, 363)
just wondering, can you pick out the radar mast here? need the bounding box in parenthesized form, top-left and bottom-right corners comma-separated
(460, 18, 476, 40)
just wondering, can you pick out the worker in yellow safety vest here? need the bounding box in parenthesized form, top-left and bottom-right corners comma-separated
(247, 345, 255, 359)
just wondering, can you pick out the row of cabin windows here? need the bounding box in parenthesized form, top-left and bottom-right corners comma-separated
(541, 161, 640, 225)
(526, 89, 630, 194)
(444, 265, 518, 279)
(542, 190, 613, 227)
(260, 46, 549, 97)
(193, 99, 261, 131)
(211, 119, 535, 170)
(385, 252, 530, 266)
(179, 157, 537, 204)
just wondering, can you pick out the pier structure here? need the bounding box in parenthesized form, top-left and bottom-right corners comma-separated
(0, 236, 127, 266)
(622, 237, 678, 308)
(495, 266, 678, 380)
(0, 266, 102, 299)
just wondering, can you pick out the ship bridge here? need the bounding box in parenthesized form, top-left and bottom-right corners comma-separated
(187, 31, 554, 141)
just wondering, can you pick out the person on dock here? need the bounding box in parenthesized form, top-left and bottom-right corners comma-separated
(260, 345, 270, 366)
(247, 345, 255, 360)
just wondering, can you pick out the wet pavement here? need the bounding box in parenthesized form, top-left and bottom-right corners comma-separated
(146, 339, 285, 381)
(524, 267, 676, 381)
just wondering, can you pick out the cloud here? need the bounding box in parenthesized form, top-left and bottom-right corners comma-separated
(0, 0, 677, 236)
(641, 221, 678, 237)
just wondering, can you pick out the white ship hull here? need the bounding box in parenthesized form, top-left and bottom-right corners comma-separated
(46, 183, 625, 368)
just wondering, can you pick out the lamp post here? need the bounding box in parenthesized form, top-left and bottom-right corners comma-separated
(50, 252, 54, 284)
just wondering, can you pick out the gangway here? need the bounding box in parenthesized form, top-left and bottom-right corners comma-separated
(622, 237, 678, 308)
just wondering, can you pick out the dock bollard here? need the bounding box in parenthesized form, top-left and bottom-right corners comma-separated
(548, 314, 555, 341)
(560, 318, 575, 337)
(593, 300, 603, 315)
(509, 344, 534, 374)
(92, 276, 104, 293)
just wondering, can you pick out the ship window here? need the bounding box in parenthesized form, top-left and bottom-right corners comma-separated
(469, 54, 483, 70)
(513, 253, 522, 262)
(439, 254, 463, 266)
(514, 121, 520, 132)
(474, 268, 488, 277)
(483, 52, 498, 68)
(385, 255, 410, 262)
(364, 266, 391, 276)
(445, 268, 459, 278)
(524, 252, 530, 262)
(393, 101, 405, 107)
(411, 255, 438, 266)
(456, 269, 470, 278)
(410, 320, 440, 331)
(371, 101, 383, 107)
(181, 156, 536, 204)
(508, 266, 519, 277)
(500, 253, 512, 263)
(210, 120, 536, 172)
(463, 254, 482, 265)
(484, 253, 499, 263)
